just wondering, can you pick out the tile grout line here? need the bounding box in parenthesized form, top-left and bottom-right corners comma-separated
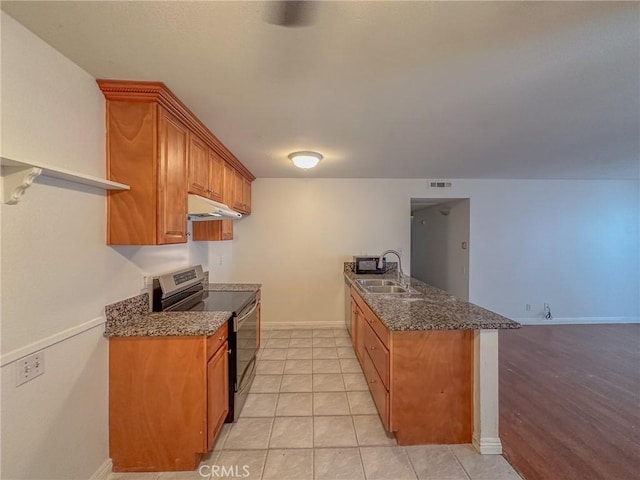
(447, 445, 472, 480)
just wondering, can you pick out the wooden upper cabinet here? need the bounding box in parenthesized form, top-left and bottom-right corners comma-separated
(157, 109, 189, 244)
(228, 168, 252, 214)
(188, 135, 224, 203)
(98, 80, 255, 245)
(188, 134, 210, 198)
(242, 178, 252, 214)
(232, 170, 244, 211)
(207, 150, 223, 202)
(222, 161, 235, 206)
(192, 217, 233, 242)
(102, 98, 188, 245)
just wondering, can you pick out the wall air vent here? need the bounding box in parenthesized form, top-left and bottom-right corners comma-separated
(429, 181, 452, 188)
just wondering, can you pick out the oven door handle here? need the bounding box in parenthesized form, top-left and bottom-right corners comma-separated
(234, 300, 258, 332)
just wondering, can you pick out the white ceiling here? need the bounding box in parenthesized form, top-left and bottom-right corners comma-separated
(2, 1, 639, 179)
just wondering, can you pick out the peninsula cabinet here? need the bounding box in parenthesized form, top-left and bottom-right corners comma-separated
(109, 323, 229, 472)
(98, 80, 255, 245)
(350, 287, 473, 445)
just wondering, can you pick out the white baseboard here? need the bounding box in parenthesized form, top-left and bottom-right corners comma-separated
(514, 316, 639, 326)
(472, 433, 503, 455)
(88, 459, 112, 480)
(263, 321, 345, 330)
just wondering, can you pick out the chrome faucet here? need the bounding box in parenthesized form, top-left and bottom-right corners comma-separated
(377, 250, 406, 287)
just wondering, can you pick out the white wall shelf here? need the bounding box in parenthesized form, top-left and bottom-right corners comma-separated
(1, 156, 129, 205)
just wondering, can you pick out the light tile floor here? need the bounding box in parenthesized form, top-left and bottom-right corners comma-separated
(109, 327, 522, 480)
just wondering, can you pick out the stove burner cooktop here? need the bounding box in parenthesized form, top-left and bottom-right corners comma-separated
(187, 290, 255, 314)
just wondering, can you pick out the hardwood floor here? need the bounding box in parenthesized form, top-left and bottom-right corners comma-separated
(499, 324, 640, 480)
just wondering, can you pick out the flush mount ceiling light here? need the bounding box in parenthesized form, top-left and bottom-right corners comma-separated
(288, 151, 323, 169)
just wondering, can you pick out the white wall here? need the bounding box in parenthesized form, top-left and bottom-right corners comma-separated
(411, 200, 470, 300)
(228, 179, 409, 327)
(229, 178, 639, 326)
(0, 13, 208, 479)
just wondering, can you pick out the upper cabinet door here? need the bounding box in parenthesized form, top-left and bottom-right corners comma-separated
(207, 149, 224, 203)
(232, 170, 244, 211)
(242, 178, 252, 214)
(222, 161, 235, 206)
(188, 134, 209, 198)
(157, 108, 189, 244)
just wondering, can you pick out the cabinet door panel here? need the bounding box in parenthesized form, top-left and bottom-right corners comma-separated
(207, 342, 229, 451)
(355, 307, 366, 362)
(350, 298, 358, 348)
(192, 219, 233, 241)
(188, 135, 209, 197)
(157, 108, 188, 244)
(208, 150, 224, 202)
(363, 322, 390, 389)
(363, 350, 390, 430)
(242, 178, 252, 214)
(233, 170, 244, 211)
(222, 162, 235, 206)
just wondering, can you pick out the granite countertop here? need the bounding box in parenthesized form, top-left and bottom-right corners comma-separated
(344, 271, 520, 332)
(104, 282, 262, 337)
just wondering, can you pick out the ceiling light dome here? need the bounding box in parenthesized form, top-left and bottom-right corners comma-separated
(289, 151, 323, 169)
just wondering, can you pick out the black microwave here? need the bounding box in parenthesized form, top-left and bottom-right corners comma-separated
(354, 256, 386, 274)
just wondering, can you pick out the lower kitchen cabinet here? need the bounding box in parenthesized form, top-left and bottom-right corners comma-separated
(350, 287, 473, 445)
(109, 323, 229, 472)
(207, 338, 228, 450)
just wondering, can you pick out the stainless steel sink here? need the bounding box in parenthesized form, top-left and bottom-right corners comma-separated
(356, 279, 399, 287)
(365, 285, 409, 294)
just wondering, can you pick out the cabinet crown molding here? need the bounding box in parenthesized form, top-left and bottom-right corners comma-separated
(97, 79, 255, 182)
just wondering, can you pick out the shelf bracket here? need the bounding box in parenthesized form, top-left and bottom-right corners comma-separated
(2, 166, 43, 205)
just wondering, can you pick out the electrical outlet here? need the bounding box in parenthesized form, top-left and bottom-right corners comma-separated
(526, 304, 531, 312)
(16, 351, 45, 386)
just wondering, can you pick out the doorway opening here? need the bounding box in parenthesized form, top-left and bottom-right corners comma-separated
(410, 198, 470, 301)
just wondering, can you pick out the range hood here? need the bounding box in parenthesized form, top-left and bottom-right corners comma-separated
(187, 194, 242, 221)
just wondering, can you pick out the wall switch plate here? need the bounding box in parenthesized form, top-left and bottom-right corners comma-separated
(526, 304, 531, 311)
(16, 351, 45, 386)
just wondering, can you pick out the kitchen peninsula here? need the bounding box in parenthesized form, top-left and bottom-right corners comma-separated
(343, 263, 519, 454)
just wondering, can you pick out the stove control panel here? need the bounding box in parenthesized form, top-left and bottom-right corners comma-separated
(157, 265, 204, 298)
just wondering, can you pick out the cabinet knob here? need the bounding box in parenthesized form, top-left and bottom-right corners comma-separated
(219, 336, 224, 340)
(370, 379, 376, 384)
(370, 346, 376, 350)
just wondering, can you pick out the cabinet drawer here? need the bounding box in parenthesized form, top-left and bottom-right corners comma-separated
(363, 310, 390, 349)
(351, 287, 390, 348)
(363, 321, 389, 389)
(207, 323, 228, 360)
(363, 348, 390, 431)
